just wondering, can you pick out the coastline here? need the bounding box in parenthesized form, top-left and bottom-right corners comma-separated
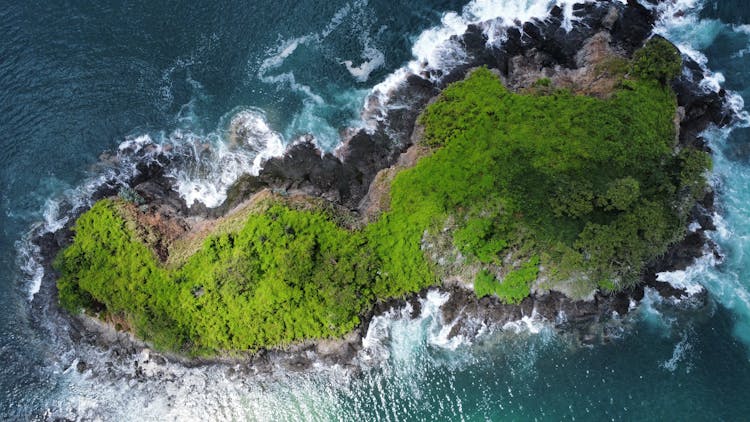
(31, 0, 733, 371)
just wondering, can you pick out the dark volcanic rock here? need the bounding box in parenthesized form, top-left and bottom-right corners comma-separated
(258, 141, 349, 197)
(611, 292, 632, 316)
(503, 27, 524, 59)
(135, 179, 188, 215)
(650, 280, 688, 300)
(460, 24, 489, 57)
(673, 57, 732, 145)
(219, 79, 437, 212)
(610, 0, 657, 53)
(439, 286, 628, 342)
(216, 0, 736, 226)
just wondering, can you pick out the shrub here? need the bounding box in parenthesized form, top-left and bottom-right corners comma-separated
(631, 37, 682, 84)
(474, 270, 499, 298)
(534, 77, 552, 87)
(598, 177, 641, 211)
(496, 256, 540, 304)
(679, 148, 712, 199)
(118, 186, 145, 205)
(453, 215, 509, 263)
(473, 256, 539, 304)
(414, 66, 689, 288)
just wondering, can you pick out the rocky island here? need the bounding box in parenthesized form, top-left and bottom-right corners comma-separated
(37, 0, 731, 363)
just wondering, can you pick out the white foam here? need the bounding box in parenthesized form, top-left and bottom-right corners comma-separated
(650, 0, 750, 127)
(560, 2, 579, 32)
(284, 102, 340, 150)
(699, 71, 725, 93)
(361, 289, 469, 363)
(231, 109, 286, 175)
(502, 310, 546, 334)
(361, 304, 409, 359)
(41, 198, 68, 234)
(255, 1, 370, 102)
(409, 11, 468, 75)
(414, 0, 577, 69)
(16, 235, 44, 300)
(653, 0, 750, 351)
(20, 131, 172, 300)
(253, 0, 382, 151)
(464, 0, 561, 28)
(660, 332, 694, 372)
(651, 0, 729, 96)
(341, 1, 386, 84)
(118, 134, 158, 153)
(628, 298, 637, 311)
(342, 45, 385, 83)
(712, 211, 732, 241)
(637, 287, 670, 329)
(257, 36, 326, 105)
(424, 290, 467, 350)
(27, 1, 672, 416)
(653, 2, 723, 56)
(656, 254, 712, 297)
(261, 72, 325, 105)
(170, 109, 285, 208)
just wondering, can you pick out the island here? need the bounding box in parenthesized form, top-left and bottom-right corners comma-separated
(40, 1, 729, 362)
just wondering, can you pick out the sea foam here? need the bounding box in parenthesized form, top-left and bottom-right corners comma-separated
(169, 109, 285, 208)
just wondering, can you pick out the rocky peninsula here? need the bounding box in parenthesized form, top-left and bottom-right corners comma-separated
(33, 0, 732, 369)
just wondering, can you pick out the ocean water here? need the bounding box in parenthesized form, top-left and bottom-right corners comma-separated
(2, 0, 750, 420)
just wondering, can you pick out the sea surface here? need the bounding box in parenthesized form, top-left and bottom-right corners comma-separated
(2, 0, 750, 420)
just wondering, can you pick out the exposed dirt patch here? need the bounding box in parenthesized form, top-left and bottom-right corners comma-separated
(119, 203, 189, 262)
(506, 31, 628, 98)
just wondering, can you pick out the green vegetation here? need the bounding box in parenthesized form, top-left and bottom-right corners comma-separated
(452, 211, 510, 264)
(56, 41, 707, 354)
(474, 270, 500, 299)
(534, 77, 552, 88)
(595, 56, 630, 78)
(630, 37, 682, 84)
(117, 186, 145, 205)
(411, 63, 700, 294)
(56, 199, 375, 354)
(474, 256, 540, 304)
(498, 257, 541, 304)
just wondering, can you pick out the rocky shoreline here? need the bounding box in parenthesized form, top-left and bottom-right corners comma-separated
(32, 0, 733, 373)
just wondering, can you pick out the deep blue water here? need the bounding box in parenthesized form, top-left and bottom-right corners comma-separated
(2, 0, 750, 420)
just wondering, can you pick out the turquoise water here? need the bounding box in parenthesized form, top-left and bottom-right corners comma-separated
(2, 0, 750, 420)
